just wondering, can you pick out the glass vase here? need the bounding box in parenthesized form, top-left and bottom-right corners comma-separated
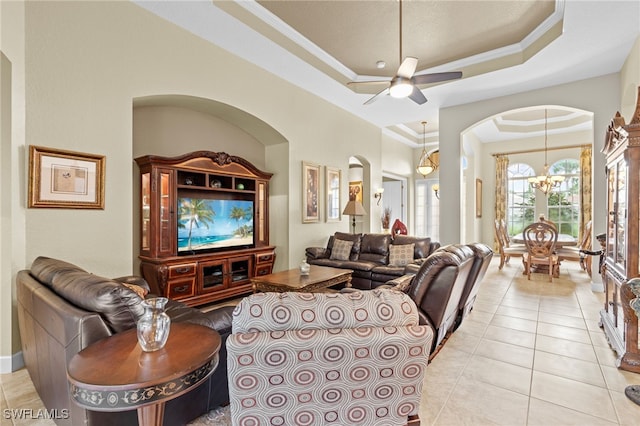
(136, 297, 171, 352)
(299, 259, 310, 276)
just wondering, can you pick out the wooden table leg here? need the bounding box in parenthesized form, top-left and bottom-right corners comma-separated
(137, 402, 165, 426)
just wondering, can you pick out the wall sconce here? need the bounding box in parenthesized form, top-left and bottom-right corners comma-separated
(374, 188, 385, 205)
(432, 184, 440, 199)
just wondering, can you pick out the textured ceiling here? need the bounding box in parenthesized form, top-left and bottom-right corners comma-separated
(258, 0, 554, 77)
(136, 1, 640, 147)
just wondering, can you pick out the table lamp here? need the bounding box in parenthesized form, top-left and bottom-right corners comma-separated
(342, 200, 367, 234)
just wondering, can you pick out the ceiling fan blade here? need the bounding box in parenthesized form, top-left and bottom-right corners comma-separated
(364, 87, 389, 105)
(397, 57, 418, 79)
(413, 71, 463, 85)
(408, 86, 427, 105)
(347, 79, 392, 86)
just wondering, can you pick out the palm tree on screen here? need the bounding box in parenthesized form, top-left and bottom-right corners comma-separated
(229, 206, 253, 237)
(178, 199, 216, 250)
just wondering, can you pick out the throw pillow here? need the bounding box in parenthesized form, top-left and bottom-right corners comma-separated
(330, 239, 354, 261)
(389, 243, 415, 267)
(122, 282, 148, 299)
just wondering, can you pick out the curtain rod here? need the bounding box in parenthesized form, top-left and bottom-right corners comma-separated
(491, 143, 590, 157)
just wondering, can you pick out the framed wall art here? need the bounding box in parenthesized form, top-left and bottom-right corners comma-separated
(28, 145, 105, 209)
(325, 166, 342, 222)
(475, 178, 483, 218)
(349, 180, 363, 203)
(302, 161, 320, 223)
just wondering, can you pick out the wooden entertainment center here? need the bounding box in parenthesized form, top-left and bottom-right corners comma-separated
(600, 88, 640, 372)
(135, 151, 275, 307)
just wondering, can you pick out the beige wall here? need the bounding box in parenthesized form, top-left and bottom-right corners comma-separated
(1, 2, 638, 371)
(0, 0, 27, 372)
(439, 74, 621, 254)
(620, 36, 640, 120)
(0, 1, 381, 368)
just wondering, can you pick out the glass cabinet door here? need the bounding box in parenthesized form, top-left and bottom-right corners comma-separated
(158, 169, 174, 256)
(616, 159, 627, 269)
(141, 173, 151, 253)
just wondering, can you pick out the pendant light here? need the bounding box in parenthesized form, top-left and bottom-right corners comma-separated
(528, 109, 564, 195)
(416, 121, 437, 177)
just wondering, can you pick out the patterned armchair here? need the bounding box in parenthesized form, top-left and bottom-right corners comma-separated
(226, 290, 433, 426)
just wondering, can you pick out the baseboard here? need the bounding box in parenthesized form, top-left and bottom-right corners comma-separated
(0, 351, 24, 373)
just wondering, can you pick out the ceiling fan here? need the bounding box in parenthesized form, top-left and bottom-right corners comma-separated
(347, 0, 462, 105)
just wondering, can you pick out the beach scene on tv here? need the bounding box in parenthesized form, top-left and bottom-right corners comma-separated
(177, 198, 254, 252)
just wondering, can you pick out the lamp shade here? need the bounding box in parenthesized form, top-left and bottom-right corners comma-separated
(342, 200, 367, 216)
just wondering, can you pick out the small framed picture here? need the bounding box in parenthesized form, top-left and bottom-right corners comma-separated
(325, 166, 342, 222)
(28, 145, 105, 209)
(349, 181, 363, 203)
(302, 161, 320, 223)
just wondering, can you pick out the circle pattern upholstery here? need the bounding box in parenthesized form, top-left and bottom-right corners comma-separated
(227, 290, 433, 425)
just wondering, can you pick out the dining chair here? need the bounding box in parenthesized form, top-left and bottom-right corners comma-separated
(522, 222, 559, 282)
(494, 219, 526, 270)
(538, 214, 558, 230)
(557, 220, 593, 276)
(500, 219, 526, 249)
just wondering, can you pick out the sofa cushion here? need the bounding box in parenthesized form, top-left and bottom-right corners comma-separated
(49, 270, 146, 333)
(330, 239, 354, 261)
(358, 233, 391, 264)
(329, 232, 362, 260)
(393, 235, 432, 259)
(30, 256, 86, 286)
(389, 243, 415, 267)
(121, 282, 148, 299)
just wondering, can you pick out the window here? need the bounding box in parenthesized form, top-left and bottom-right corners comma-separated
(327, 172, 340, 220)
(415, 180, 439, 240)
(506, 163, 535, 236)
(547, 159, 580, 237)
(506, 159, 581, 239)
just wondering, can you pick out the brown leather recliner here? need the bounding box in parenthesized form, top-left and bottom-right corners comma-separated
(434, 243, 494, 329)
(401, 248, 474, 355)
(457, 243, 493, 328)
(17, 256, 234, 426)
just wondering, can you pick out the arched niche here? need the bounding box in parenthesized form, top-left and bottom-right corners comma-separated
(347, 155, 372, 233)
(460, 104, 593, 247)
(132, 94, 289, 271)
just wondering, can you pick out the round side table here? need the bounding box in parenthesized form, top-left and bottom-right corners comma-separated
(67, 322, 221, 426)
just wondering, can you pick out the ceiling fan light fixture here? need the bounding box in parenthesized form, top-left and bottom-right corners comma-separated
(389, 77, 413, 98)
(528, 109, 565, 196)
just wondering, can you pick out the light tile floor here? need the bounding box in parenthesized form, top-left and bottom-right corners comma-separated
(3, 258, 640, 425)
(419, 258, 640, 425)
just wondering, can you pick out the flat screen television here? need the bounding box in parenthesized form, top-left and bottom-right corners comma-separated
(177, 196, 254, 254)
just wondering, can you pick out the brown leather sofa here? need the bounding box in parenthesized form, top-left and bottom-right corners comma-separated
(16, 256, 234, 426)
(305, 232, 440, 289)
(385, 245, 475, 356)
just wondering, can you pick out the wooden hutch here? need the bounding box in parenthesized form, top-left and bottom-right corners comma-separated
(600, 87, 640, 372)
(135, 151, 275, 307)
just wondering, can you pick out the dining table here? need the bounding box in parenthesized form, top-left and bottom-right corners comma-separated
(509, 233, 577, 278)
(510, 233, 578, 248)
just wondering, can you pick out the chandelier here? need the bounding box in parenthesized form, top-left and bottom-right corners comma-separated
(528, 109, 564, 195)
(417, 121, 437, 177)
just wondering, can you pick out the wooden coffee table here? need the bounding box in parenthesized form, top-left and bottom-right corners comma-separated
(251, 265, 352, 293)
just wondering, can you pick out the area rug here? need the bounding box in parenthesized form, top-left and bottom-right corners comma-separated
(187, 406, 231, 425)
